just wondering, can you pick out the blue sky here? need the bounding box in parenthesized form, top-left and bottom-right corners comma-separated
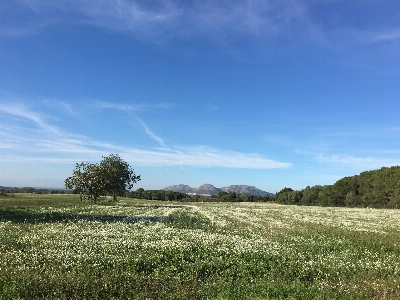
(1, 0, 400, 192)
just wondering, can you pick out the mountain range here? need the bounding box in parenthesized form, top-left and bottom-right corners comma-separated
(162, 184, 274, 196)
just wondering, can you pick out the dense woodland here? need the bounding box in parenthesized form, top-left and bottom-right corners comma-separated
(2, 166, 400, 208)
(275, 166, 400, 208)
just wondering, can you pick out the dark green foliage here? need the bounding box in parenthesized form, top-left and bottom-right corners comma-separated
(275, 166, 400, 208)
(65, 162, 105, 202)
(275, 188, 302, 205)
(299, 185, 323, 206)
(129, 189, 274, 203)
(0, 186, 68, 194)
(217, 191, 238, 202)
(130, 189, 189, 201)
(99, 154, 141, 201)
(65, 154, 140, 203)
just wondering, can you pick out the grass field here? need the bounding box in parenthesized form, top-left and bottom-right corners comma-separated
(1, 193, 399, 299)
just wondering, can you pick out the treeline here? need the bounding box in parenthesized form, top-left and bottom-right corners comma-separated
(4, 166, 400, 208)
(214, 191, 274, 202)
(127, 188, 274, 202)
(275, 166, 400, 208)
(128, 188, 189, 201)
(0, 186, 67, 194)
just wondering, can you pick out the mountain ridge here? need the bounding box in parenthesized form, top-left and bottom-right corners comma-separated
(163, 184, 273, 196)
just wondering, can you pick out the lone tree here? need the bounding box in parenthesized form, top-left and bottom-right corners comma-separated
(65, 154, 141, 203)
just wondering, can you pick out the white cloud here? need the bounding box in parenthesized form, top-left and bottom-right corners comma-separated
(0, 102, 290, 169)
(121, 146, 291, 169)
(315, 154, 400, 171)
(7, 0, 319, 43)
(96, 101, 171, 112)
(42, 99, 75, 115)
(356, 28, 400, 44)
(96, 101, 147, 112)
(6, 0, 400, 54)
(0, 103, 59, 133)
(1, 130, 291, 169)
(94, 100, 170, 148)
(328, 27, 400, 52)
(135, 116, 168, 149)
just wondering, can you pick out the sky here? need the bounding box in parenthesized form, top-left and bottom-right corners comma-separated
(1, 0, 400, 193)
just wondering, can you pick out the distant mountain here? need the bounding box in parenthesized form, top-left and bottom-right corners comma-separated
(162, 184, 220, 195)
(163, 184, 272, 196)
(194, 184, 221, 195)
(163, 184, 193, 193)
(222, 185, 273, 196)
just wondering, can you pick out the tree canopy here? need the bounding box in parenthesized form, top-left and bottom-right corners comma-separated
(65, 154, 140, 202)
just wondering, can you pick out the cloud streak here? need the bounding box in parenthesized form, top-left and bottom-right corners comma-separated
(95, 100, 170, 148)
(96, 101, 171, 112)
(135, 116, 168, 149)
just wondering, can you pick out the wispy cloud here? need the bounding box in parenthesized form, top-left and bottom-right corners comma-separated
(42, 99, 75, 115)
(0, 102, 290, 169)
(315, 154, 400, 171)
(329, 27, 400, 48)
(96, 101, 171, 112)
(96, 101, 147, 112)
(0, 103, 58, 133)
(206, 103, 219, 111)
(6, 0, 320, 44)
(95, 100, 170, 148)
(1, 129, 291, 169)
(5, 0, 400, 55)
(313, 125, 400, 139)
(94, 101, 289, 166)
(351, 28, 400, 44)
(135, 116, 168, 149)
(0, 0, 55, 38)
(146, 146, 291, 169)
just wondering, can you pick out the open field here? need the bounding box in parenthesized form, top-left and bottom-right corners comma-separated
(1, 194, 400, 299)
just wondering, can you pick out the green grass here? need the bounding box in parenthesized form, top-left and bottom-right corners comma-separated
(0, 192, 82, 207)
(1, 194, 399, 299)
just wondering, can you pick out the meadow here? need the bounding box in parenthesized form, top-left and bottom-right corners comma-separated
(0, 193, 399, 299)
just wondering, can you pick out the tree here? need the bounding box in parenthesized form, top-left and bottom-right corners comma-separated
(99, 154, 141, 202)
(275, 187, 294, 204)
(301, 185, 322, 206)
(64, 162, 105, 203)
(238, 193, 253, 202)
(135, 188, 145, 199)
(64, 154, 141, 203)
(217, 191, 229, 201)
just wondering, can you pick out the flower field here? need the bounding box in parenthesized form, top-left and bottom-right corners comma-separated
(1, 194, 400, 299)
